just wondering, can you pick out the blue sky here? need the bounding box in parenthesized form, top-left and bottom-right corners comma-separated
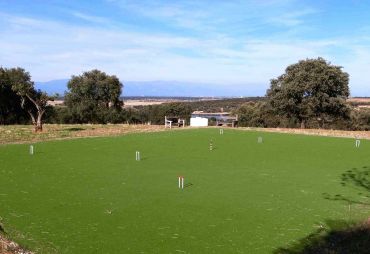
(0, 0, 370, 96)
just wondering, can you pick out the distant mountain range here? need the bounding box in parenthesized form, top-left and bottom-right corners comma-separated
(35, 79, 266, 97)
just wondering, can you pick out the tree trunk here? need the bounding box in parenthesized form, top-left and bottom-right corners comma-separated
(34, 111, 44, 132)
(300, 119, 306, 129)
(27, 110, 37, 129)
(34, 121, 42, 132)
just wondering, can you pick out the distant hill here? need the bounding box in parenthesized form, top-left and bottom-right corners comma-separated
(35, 79, 266, 97)
(35, 79, 69, 95)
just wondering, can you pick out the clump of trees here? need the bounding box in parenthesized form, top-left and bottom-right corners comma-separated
(0, 67, 52, 131)
(266, 57, 350, 129)
(133, 102, 193, 124)
(0, 68, 28, 125)
(350, 109, 370, 130)
(1, 58, 369, 130)
(64, 69, 123, 124)
(234, 58, 370, 130)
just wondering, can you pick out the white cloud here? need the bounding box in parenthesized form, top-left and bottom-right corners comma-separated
(267, 8, 318, 27)
(0, 8, 369, 95)
(70, 11, 110, 24)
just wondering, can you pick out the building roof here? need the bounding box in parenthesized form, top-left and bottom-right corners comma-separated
(191, 111, 231, 116)
(191, 111, 237, 121)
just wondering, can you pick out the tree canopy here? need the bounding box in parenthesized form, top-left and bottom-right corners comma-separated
(65, 69, 123, 123)
(1, 67, 50, 131)
(266, 57, 350, 128)
(0, 67, 28, 124)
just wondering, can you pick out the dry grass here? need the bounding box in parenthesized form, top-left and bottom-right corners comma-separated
(1, 124, 369, 145)
(0, 124, 167, 145)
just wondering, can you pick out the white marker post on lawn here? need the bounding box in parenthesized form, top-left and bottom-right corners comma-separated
(355, 139, 361, 148)
(135, 151, 141, 161)
(258, 137, 263, 143)
(178, 176, 184, 189)
(219, 129, 224, 135)
(29, 145, 34, 155)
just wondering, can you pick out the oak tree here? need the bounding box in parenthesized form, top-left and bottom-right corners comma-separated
(266, 58, 350, 128)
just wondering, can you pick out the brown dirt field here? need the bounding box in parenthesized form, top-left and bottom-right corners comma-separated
(347, 97, 370, 103)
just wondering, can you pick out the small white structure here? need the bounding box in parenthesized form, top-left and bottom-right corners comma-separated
(135, 151, 141, 161)
(190, 117, 208, 127)
(209, 139, 213, 151)
(178, 176, 184, 189)
(165, 116, 185, 128)
(355, 139, 361, 148)
(29, 145, 34, 155)
(165, 116, 173, 128)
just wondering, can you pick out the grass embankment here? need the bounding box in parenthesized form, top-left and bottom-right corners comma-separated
(0, 129, 369, 253)
(0, 124, 165, 145)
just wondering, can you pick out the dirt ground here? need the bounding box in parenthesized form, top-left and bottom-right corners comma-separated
(0, 234, 33, 254)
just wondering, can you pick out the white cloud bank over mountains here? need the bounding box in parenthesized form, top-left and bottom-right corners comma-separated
(1, 0, 370, 96)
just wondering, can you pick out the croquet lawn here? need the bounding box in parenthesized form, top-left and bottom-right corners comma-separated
(0, 129, 369, 253)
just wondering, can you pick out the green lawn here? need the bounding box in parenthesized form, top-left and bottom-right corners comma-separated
(0, 129, 369, 253)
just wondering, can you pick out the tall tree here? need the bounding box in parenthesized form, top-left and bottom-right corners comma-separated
(65, 70, 123, 123)
(266, 58, 350, 128)
(0, 68, 28, 124)
(2, 67, 49, 131)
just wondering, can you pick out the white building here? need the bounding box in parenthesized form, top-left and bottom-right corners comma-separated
(190, 117, 208, 127)
(190, 111, 238, 127)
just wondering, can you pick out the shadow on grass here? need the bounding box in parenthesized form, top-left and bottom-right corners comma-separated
(63, 127, 86, 131)
(323, 166, 370, 206)
(184, 183, 193, 188)
(274, 219, 370, 254)
(275, 166, 370, 253)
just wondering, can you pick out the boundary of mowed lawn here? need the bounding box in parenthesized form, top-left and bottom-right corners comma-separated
(0, 124, 369, 253)
(238, 127, 370, 140)
(0, 124, 369, 146)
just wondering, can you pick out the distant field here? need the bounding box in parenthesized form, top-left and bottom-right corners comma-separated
(347, 97, 370, 103)
(0, 129, 369, 253)
(347, 97, 370, 108)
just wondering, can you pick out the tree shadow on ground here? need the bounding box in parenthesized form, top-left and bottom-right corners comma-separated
(274, 166, 370, 254)
(323, 166, 370, 206)
(274, 219, 370, 254)
(63, 127, 86, 131)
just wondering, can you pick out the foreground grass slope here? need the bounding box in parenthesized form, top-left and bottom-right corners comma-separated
(0, 129, 369, 253)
